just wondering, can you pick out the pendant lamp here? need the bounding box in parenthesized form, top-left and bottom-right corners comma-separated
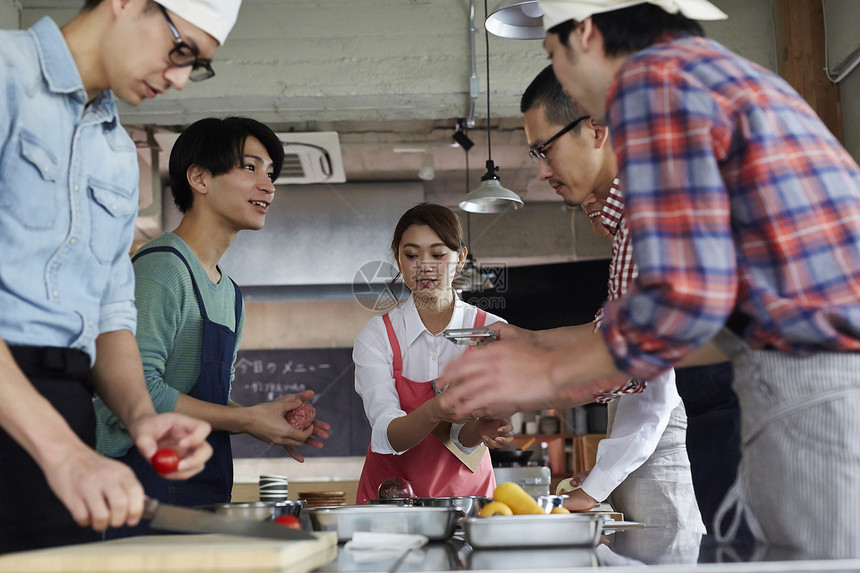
(485, 0, 544, 40)
(459, 0, 525, 214)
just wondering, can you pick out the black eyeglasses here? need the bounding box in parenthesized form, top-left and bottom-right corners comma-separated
(158, 4, 215, 82)
(528, 115, 590, 163)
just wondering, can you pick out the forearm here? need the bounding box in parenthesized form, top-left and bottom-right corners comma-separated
(174, 393, 249, 434)
(457, 421, 483, 447)
(91, 330, 157, 432)
(549, 333, 629, 402)
(533, 323, 596, 350)
(386, 399, 443, 453)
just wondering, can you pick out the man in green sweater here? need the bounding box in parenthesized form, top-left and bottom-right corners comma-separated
(96, 117, 329, 535)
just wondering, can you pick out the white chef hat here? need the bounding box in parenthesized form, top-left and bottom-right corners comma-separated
(540, 0, 727, 33)
(157, 0, 242, 45)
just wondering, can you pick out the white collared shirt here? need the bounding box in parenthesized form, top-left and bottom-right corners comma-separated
(581, 369, 681, 502)
(353, 296, 505, 455)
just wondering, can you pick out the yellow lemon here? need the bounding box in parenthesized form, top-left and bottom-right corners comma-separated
(550, 506, 570, 514)
(478, 501, 514, 517)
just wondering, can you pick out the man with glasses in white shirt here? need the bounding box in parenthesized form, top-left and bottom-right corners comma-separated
(0, 0, 241, 552)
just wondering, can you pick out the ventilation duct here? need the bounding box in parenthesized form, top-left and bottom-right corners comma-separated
(152, 131, 346, 185)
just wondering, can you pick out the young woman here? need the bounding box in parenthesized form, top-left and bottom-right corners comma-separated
(354, 203, 512, 502)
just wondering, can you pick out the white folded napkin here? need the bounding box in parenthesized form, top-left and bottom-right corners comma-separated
(343, 532, 429, 564)
(344, 531, 429, 551)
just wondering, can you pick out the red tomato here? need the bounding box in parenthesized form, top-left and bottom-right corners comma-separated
(273, 514, 302, 530)
(151, 448, 180, 475)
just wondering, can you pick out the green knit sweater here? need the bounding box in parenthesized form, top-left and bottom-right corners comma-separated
(95, 233, 244, 458)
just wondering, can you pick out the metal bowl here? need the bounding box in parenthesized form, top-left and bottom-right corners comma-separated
(536, 494, 569, 514)
(412, 496, 491, 519)
(365, 497, 415, 506)
(203, 500, 304, 521)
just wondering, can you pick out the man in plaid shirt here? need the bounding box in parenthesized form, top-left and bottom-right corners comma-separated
(441, 0, 860, 557)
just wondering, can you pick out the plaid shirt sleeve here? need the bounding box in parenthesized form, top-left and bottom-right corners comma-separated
(601, 36, 860, 380)
(600, 41, 737, 380)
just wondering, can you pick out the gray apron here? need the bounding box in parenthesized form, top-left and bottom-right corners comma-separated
(607, 397, 704, 532)
(713, 328, 860, 557)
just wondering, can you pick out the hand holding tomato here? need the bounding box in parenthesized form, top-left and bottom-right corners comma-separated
(273, 514, 302, 529)
(151, 447, 180, 475)
(129, 412, 212, 480)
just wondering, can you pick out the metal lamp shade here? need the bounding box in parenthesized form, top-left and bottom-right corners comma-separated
(460, 178, 524, 213)
(485, 0, 544, 39)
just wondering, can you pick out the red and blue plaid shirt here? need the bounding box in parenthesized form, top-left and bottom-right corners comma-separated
(601, 35, 860, 380)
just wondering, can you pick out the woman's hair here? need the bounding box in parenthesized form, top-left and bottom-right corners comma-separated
(549, 4, 704, 57)
(390, 203, 465, 258)
(168, 116, 283, 213)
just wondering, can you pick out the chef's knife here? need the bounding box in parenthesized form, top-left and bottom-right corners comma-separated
(143, 498, 316, 541)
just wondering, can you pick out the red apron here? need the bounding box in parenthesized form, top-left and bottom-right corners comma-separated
(356, 309, 496, 503)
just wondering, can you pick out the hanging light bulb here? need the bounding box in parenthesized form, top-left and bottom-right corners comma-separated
(460, 160, 524, 213)
(485, 0, 544, 40)
(460, 0, 525, 214)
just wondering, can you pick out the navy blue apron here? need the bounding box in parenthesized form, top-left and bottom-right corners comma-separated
(109, 246, 241, 537)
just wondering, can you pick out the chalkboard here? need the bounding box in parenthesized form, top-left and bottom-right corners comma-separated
(229, 348, 370, 458)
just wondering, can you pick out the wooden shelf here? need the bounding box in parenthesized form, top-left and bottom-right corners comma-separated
(510, 433, 604, 476)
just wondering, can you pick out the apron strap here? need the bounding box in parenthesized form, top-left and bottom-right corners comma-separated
(473, 308, 487, 329)
(382, 313, 403, 378)
(132, 246, 209, 320)
(714, 464, 766, 545)
(228, 277, 243, 327)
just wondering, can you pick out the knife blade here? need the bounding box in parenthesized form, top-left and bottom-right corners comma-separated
(143, 498, 316, 541)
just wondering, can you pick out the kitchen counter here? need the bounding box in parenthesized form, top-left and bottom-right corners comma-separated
(3, 520, 859, 572)
(313, 527, 860, 573)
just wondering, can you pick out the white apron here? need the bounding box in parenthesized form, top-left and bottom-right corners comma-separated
(713, 328, 860, 557)
(607, 398, 705, 532)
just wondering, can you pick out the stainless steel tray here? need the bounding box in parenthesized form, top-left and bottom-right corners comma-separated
(467, 546, 598, 569)
(463, 514, 602, 548)
(305, 505, 459, 542)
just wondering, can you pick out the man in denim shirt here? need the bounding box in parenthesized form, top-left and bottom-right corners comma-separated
(0, 0, 242, 552)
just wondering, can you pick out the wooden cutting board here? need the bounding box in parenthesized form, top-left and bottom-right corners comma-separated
(0, 532, 338, 572)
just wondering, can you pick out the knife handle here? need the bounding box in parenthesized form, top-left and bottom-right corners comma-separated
(143, 497, 159, 519)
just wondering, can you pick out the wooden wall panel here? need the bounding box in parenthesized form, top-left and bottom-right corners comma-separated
(774, 0, 844, 142)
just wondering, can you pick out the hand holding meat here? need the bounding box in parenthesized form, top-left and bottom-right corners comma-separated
(285, 402, 316, 430)
(477, 418, 514, 448)
(239, 390, 329, 461)
(458, 417, 514, 448)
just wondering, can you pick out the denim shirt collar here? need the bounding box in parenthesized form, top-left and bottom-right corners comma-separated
(31, 16, 119, 125)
